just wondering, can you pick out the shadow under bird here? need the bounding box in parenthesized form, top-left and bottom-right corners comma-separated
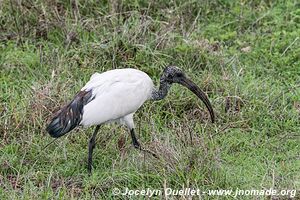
(46, 66, 215, 174)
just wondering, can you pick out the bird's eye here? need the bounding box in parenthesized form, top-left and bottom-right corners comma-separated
(176, 73, 183, 78)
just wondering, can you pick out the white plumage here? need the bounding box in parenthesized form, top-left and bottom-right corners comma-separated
(46, 66, 215, 173)
(80, 68, 154, 128)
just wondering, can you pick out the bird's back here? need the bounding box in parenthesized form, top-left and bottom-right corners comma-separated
(80, 68, 154, 126)
(47, 68, 154, 137)
(82, 68, 153, 91)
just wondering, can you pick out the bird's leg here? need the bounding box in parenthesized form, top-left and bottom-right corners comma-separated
(130, 128, 158, 159)
(88, 125, 100, 175)
(130, 128, 141, 149)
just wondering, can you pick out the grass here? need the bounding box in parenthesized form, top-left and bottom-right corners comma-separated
(0, 0, 300, 199)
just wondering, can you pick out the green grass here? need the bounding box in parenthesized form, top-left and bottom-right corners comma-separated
(0, 0, 299, 199)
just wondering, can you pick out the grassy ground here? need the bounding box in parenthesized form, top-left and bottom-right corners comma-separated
(0, 0, 299, 199)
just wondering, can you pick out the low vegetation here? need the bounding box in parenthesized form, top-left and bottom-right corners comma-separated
(0, 0, 299, 199)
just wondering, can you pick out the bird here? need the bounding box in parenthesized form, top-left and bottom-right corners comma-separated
(46, 66, 215, 174)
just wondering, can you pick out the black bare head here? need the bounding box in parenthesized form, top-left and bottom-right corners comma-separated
(160, 66, 215, 123)
(160, 66, 186, 84)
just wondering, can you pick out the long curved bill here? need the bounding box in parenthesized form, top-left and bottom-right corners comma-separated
(179, 78, 215, 123)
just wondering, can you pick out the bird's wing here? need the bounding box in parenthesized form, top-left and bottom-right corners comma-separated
(89, 72, 101, 80)
(80, 69, 153, 126)
(82, 69, 148, 90)
(46, 90, 94, 138)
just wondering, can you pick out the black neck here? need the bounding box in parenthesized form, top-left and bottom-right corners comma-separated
(151, 80, 171, 101)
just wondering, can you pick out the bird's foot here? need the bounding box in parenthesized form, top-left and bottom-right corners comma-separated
(133, 143, 158, 159)
(133, 142, 141, 150)
(141, 148, 158, 159)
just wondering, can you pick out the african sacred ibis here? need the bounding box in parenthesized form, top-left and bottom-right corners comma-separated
(46, 66, 215, 173)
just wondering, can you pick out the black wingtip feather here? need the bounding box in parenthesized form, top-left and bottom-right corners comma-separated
(46, 117, 68, 138)
(46, 90, 94, 138)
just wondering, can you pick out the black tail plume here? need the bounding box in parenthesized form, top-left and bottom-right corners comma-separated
(46, 90, 94, 138)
